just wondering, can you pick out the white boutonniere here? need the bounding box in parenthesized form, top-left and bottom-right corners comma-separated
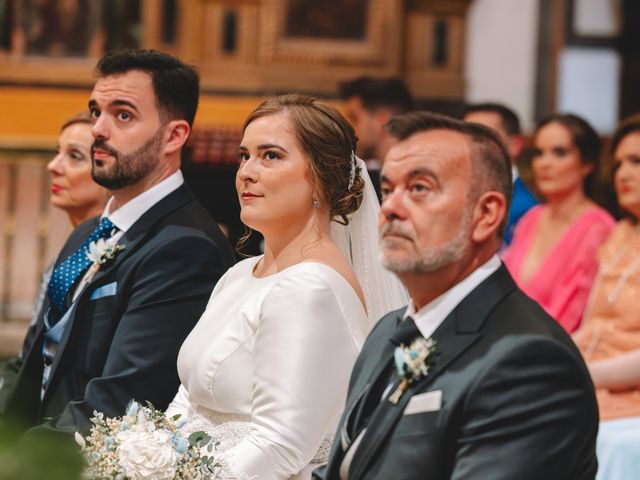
(84, 236, 125, 283)
(389, 337, 437, 404)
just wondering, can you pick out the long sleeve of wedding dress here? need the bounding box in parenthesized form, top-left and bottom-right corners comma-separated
(167, 259, 370, 480)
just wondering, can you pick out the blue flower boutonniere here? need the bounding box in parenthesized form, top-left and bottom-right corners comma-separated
(389, 337, 437, 404)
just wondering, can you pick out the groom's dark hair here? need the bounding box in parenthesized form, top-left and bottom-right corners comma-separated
(95, 49, 200, 128)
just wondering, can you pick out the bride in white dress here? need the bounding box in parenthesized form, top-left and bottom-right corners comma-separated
(166, 94, 407, 479)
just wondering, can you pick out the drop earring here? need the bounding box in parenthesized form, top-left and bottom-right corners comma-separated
(313, 199, 321, 208)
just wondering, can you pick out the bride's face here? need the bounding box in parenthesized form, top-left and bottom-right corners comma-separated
(236, 112, 316, 235)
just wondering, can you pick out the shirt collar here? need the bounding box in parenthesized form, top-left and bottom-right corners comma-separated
(102, 170, 184, 233)
(403, 254, 502, 339)
(512, 164, 519, 182)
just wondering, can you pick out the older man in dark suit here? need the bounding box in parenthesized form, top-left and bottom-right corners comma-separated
(316, 112, 598, 479)
(0, 49, 234, 435)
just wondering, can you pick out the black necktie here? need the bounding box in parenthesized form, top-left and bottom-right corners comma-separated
(348, 317, 422, 441)
(390, 316, 421, 347)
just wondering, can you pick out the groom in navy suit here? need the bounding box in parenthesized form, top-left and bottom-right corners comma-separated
(316, 112, 598, 479)
(0, 49, 234, 435)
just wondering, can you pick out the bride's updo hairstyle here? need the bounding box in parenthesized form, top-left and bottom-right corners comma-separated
(243, 94, 365, 225)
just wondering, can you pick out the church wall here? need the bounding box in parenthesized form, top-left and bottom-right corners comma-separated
(465, 0, 540, 131)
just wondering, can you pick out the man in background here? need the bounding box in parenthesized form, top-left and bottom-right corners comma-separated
(340, 76, 413, 166)
(464, 102, 537, 245)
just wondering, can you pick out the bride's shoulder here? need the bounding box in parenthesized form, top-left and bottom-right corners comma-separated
(299, 249, 365, 304)
(273, 260, 365, 309)
(262, 263, 369, 342)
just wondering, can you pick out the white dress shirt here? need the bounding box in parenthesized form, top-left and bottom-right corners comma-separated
(403, 255, 502, 339)
(71, 170, 184, 300)
(104, 169, 185, 239)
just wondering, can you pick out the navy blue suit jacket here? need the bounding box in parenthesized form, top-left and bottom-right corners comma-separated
(1, 185, 234, 435)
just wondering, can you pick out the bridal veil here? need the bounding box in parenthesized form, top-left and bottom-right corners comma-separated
(331, 157, 409, 324)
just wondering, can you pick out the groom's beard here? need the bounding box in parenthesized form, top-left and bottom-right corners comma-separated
(91, 129, 163, 190)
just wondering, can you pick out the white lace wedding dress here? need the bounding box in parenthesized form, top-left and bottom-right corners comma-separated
(166, 255, 371, 480)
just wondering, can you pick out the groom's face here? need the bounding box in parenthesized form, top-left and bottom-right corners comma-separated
(379, 129, 474, 275)
(88, 70, 166, 190)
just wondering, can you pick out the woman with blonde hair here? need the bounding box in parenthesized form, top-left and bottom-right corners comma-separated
(48, 111, 109, 226)
(32, 111, 109, 326)
(1, 112, 109, 407)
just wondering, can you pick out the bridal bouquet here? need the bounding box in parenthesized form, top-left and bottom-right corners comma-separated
(75, 401, 218, 480)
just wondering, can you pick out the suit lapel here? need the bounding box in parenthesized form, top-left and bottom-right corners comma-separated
(344, 313, 402, 430)
(41, 185, 196, 402)
(55, 218, 99, 310)
(347, 314, 481, 480)
(347, 265, 516, 480)
(345, 341, 396, 447)
(324, 312, 403, 480)
(63, 185, 196, 298)
(40, 229, 145, 407)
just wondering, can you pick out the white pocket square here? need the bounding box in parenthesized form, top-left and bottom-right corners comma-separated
(403, 389, 442, 415)
(89, 282, 117, 301)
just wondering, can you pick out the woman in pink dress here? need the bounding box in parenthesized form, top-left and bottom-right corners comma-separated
(502, 113, 614, 333)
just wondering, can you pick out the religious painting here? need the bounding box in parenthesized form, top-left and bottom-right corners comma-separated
(101, 0, 141, 51)
(260, 0, 395, 67)
(14, 0, 139, 58)
(20, 0, 99, 57)
(284, 0, 369, 40)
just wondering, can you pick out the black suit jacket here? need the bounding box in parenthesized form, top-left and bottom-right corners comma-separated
(317, 265, 598, 480)
(1, 184, 235, 435)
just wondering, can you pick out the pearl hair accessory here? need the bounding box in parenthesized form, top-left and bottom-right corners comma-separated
(347, 151, 357, 191)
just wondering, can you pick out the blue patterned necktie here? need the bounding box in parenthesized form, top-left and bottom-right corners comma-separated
(47, 217, 117, 321)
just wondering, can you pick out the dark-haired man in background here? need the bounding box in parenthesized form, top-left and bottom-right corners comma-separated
(1, 49, 234, 435)
(339, 76, 413, 199)
(340, 76, 413, 167)
(464, 102, 537, 245)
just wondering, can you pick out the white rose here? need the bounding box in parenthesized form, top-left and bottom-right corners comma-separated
(117, 427, 178, 480)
